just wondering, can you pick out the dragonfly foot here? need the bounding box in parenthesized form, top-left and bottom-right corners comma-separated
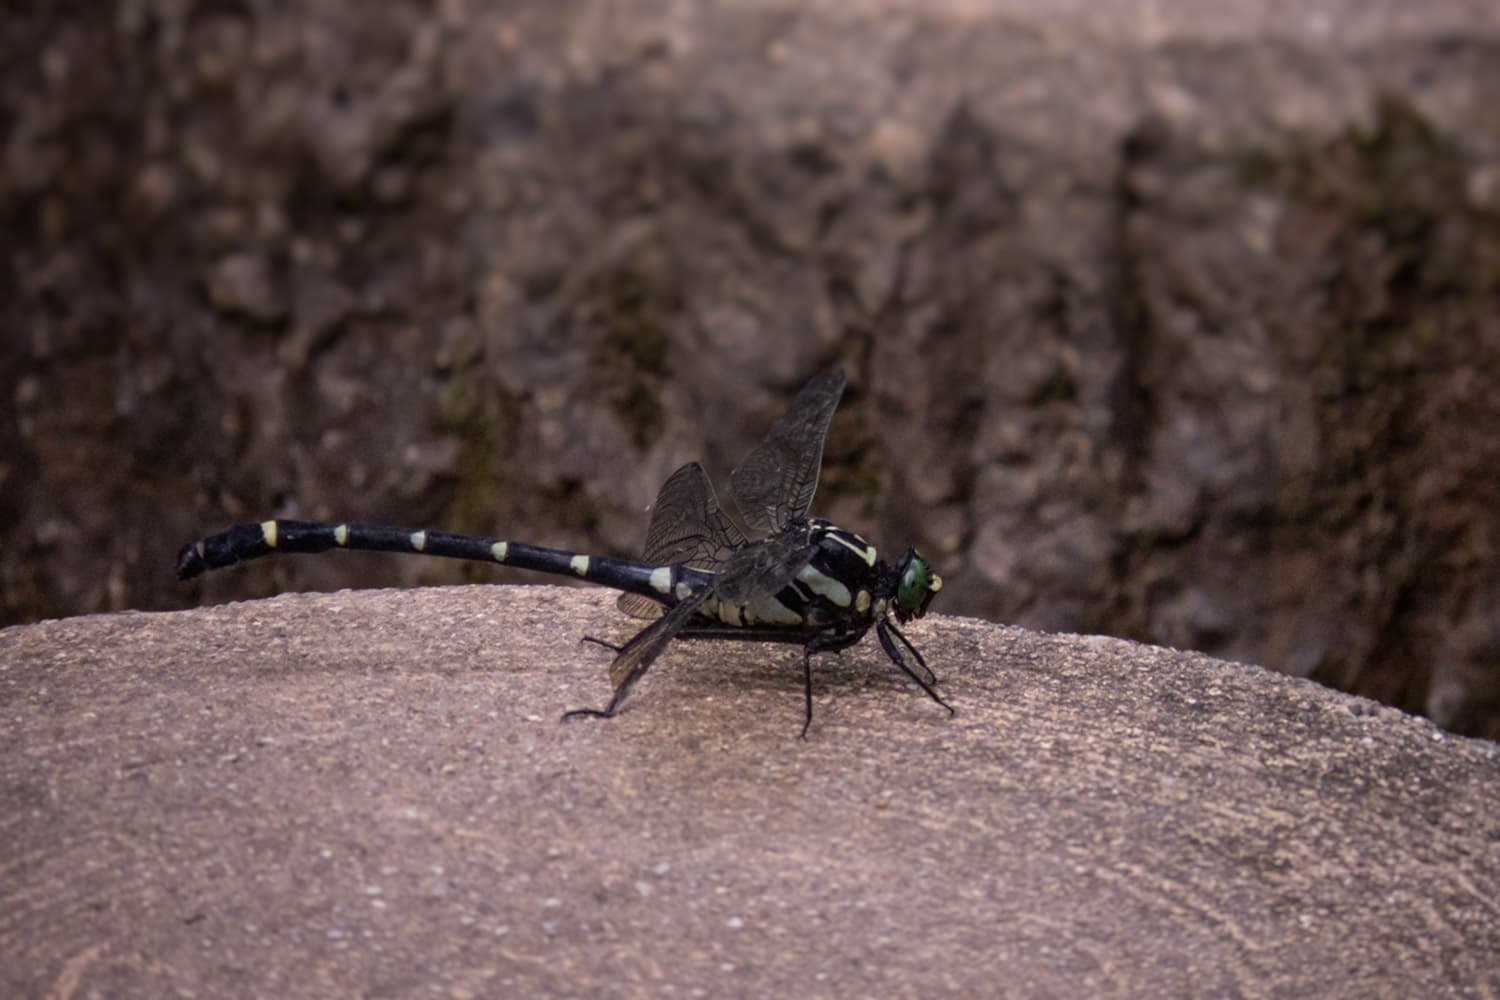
(560, 706, 616, 722)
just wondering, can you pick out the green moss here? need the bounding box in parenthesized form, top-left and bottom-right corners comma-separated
(1027, 364, 1079, 406)
(589, 267, 674, 448)
(434, 354, 517, 583)
(816, 391, 883, 519)
(1231, 147, 1281, 188)
(1251, 95, 1461, 239)
(1250, 94, 1498, 382)
(1241, 93, 1500, 721)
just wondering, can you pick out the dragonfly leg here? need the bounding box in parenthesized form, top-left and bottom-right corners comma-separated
(798, 631, 865, 738)
(562, 590, 710, 725)
(560, 693, 623, 722)
(882, 617, 938, 686)
(562, 634, 648, 721)
(875, 618, 954, 716)
(561, 639, 647, 722)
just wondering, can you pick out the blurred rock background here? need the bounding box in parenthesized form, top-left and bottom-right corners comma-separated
(3, 1, 1498, 738)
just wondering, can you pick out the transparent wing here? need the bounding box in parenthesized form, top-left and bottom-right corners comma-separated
(712, 525, 818, 605)
(729, 369, 846, 536)
(617, 462, 747, 620)
(609, 586, 713, 689)
(640, 462, 747, 567)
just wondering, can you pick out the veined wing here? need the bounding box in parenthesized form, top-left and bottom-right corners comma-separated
(608, 585, 714, 689)
(639, 462, 747, 567)
(618, 461, 746, 620)
(711, 524, 817, 606)
(729, 369, 846, 537)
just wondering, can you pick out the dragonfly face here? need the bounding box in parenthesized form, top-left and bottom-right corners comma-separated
(891, 549, 942, 623)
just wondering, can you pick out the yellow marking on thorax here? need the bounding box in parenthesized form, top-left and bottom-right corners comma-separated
(827, 531, 877, 565)
(334, 524, 348, 546)
(739, 593, 803, 626)
(855, 589, 872, 613)
(649, 566, 673, 594)
(796, 563, 852, 607)
(570, 555, 590, 576)
(491, 541, 508, 561)
(261, 521, 278, 547)
(410, 530, 427, 552)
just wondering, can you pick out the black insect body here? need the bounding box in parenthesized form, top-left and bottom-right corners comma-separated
(177, 370, 951, 734)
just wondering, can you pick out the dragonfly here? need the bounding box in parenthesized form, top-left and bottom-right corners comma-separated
(176, 369, 952, 735)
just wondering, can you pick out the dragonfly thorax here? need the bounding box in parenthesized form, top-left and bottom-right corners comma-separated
(701, 519, 881, 629)
(792, 519, 883, 625)
(699, 519, 943, 633)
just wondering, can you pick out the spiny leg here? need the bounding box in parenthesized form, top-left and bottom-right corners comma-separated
(579, 618, 820, 657)
(588, 620, 861, 659)
(562, 622, 657, 720)
(883, 616, 938, 686)
(798, 631, 865, 738)
(875, 619, 954, 716)
(562, 591, 709, 723)
(561, 691, 625, 722)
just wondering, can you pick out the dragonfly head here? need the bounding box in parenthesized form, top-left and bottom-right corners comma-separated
(891, 548, 942, 623)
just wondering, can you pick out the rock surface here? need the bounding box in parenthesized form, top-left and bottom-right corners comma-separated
(3, 586, 1497, 996)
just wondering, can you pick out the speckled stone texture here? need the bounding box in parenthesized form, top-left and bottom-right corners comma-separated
(3, 586, 1497, 995)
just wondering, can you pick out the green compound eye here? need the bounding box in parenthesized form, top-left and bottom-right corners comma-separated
(894, 549, 941, 623)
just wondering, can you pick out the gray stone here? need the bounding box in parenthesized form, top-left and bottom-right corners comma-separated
(3, 586, 1497, 996)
